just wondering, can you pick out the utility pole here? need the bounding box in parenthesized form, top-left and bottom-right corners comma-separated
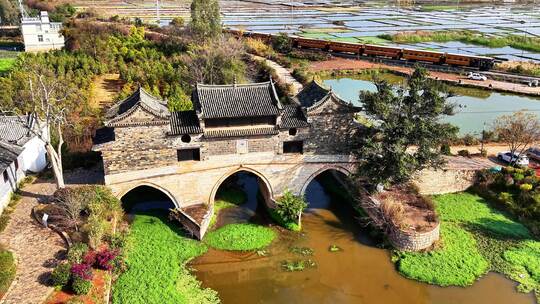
(156, 0, 161, 26)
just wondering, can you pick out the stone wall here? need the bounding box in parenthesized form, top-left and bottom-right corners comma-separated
(389, 223, 440, 251)
(414, 169, 478, 195)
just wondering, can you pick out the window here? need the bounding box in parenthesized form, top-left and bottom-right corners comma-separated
(181, 134, 191, 143)
(288, 128, 297, 136)
(177, 148, 200, 161)
(38, 35, 44, 42)
(14, 160, 18, 171)
(283, 141, 303, 154)
(3, 171, 8, 183)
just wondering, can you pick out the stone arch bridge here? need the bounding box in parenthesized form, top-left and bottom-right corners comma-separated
(94, 80, 361, 238)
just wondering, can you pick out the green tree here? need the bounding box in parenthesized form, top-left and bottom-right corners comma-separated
(170, 16, 184, 28)
(0, 0, 19, 25)
(190, 0, 221, 38)
(272, 33, 293, 53)
(275, 190, 307, 228)
(355, 68, 458, 186)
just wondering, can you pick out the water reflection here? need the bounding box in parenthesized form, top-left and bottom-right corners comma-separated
(323, 78, 540, 135)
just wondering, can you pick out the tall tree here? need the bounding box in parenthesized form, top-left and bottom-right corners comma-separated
(0, 0, 19, 25)
(355, 68, 458, 187)
(190, 0, 221, 38)
(492, 111, 540, 166)
(2, 63, 79, 189)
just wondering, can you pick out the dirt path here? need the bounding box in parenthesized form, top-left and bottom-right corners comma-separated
(310, 57, 540, 96)
(250, 55, 303, 94)
(0, 180, 64, 304)
(91, 73, 124, 109)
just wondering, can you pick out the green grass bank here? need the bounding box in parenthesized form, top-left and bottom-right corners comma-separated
(393, 192, 540, 301)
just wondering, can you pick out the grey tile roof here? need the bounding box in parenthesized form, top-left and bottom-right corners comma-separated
(105, 86, 170, 126)
(0, 115, 36, 146)
(0, 141, 24, 173)
(204, 127, 279, 139)
(294, 80, 331, 108)
(279, 105, 309, 129)
(169, 111, 202, 135)
(193, 82, 282, 119)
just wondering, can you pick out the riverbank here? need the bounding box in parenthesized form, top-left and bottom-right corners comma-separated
(310, 57, 540, 97)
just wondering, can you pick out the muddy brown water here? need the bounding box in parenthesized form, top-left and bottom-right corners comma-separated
(190, 173, 535, 304)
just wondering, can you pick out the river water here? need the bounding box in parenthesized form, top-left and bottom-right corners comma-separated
(191, 173, 535, 304)
(322, 77, 540, 136)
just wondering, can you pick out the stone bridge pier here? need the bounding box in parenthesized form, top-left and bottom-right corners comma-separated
(106, 153, 356, 238)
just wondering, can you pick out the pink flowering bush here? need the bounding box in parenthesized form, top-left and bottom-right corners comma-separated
(70, 263, 93, 280)
(95, 249, 118, 270)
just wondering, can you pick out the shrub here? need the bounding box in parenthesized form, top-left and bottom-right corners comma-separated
(440, 143, 451, 156)
(71, 263, 93, 281)
(272, 33, 293, 53)
(96, 249, 118, 270)
(67, 243, 89, 264)
(275, 190, 307, 225)
(520, 184, 533, 192)
(514, 173, 525, 182)
(479, 148, 488, 157)
(106, 232, 128, 250)
(85, 214, 106, 249)
(51, 263, 71, 287)
(498, 192, 513, 203)
(72, 277, 92, 295)
(503, 166, 515, 174)
(462, 134, 479, 146)
(457, 149, 470, 157)
(83, 250, 97, 266)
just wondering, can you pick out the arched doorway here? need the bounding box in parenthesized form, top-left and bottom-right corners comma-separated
(211, 169, 273, 227)
(303, 168, 352, 209)
(121, 185, 177, 213)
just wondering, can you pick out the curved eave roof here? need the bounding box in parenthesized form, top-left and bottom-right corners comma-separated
(104, 87, 170, 127)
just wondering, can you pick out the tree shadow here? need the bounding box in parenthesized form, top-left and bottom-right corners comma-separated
(463, 217, 532, 241)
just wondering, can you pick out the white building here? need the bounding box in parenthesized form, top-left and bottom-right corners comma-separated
(0, 115, 48, 215)
(20, 11, 65, 52)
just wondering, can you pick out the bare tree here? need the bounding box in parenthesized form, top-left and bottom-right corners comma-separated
(3, 67, 77, 189)
(492, 111, 540, 165)
(50, 188, 87, 231)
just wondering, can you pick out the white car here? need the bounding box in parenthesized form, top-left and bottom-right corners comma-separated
(467, 72, 487, 81)
(497, 151, 529, 166)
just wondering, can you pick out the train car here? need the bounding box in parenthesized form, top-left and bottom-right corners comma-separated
(294, 37, 329, 50)
(364, 44, 402, 59)
(402, 49, 445, 64)
(327, 41, 363, 54)
(470, 55, 495, 71)
(444, 53, 471, 67)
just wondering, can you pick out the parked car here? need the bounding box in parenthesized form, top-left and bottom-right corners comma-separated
(527, 147, 540, 161)
(497, 151, 530, 166)
(467, 72, 487, 81)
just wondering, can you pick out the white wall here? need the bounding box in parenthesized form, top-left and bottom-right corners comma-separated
(0, 126, 48, 215)
(21, 12, 65, 52)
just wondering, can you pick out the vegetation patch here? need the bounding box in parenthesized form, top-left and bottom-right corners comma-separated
(281, 259, 317, 272)
(0, 245, 16, 298)
(0, 58, 16, 74)
(395, 223, 489, 286)
(209, 188, 247, 228)
(112, 212, 218, 304)
(204, 223, 276, 251)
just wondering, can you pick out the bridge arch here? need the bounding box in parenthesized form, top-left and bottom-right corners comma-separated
(300, 165, 353, 197)
(118, 182, 180, 209)
(209, 166, 274, 206)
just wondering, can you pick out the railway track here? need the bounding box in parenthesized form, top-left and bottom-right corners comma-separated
(330, 52, 540, 86)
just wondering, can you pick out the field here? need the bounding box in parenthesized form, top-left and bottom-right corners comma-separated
(394, 192, 540, 301)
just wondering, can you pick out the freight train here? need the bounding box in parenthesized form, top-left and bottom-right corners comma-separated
(228, 30, 496, 71)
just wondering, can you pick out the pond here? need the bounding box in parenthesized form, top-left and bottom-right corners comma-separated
(190, 174, 535, 304)
(322, 77, 540, 135)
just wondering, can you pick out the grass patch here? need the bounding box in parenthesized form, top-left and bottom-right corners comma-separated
(204, 223, 276, 251)
(0, 58, 16, 74)
(0, 245, 16, 297)
(112, 212, 218, 304)
(394, 192, 540, 300)
(395, 223, 489, 286)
